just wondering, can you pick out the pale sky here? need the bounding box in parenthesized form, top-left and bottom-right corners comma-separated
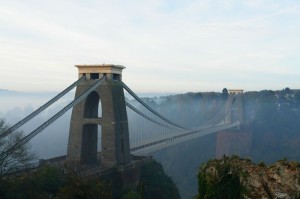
(1, 0, 300, 93)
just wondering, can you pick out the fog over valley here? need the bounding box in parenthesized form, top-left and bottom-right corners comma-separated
(1, 88, 300, 198)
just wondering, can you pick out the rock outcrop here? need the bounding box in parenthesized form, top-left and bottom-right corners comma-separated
(244, 159, 300, 199)
(198, 156, 300, 199)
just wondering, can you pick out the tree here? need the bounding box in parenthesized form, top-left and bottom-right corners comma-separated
(222, 88, 229, 100)
(54, 161, 112, 199)
(139, 161, 180, 199)
(197, 156, 247, 199)
(284, 87, 291, 94)
(0, 119, 37, 176)
(121, 191, 140, 199)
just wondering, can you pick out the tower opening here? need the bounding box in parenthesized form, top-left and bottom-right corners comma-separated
(84, 91, 101, 118)
(113, 74, 121, 81)
(81, 124, 98, 164)
(97, 125, 102, 161)
(91, 73, 99, 80)
(98, 98, 102, 117)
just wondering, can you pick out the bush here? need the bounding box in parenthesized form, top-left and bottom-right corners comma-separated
(197, 157, 247, 199)
(258, 161, 266, 167)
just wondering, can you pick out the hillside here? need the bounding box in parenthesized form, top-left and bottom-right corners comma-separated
(138, 88, 300, 198)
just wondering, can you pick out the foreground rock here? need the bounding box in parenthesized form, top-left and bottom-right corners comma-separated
(197, 156, 300, 199)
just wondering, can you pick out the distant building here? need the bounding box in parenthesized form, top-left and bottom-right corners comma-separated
(228, 89, 244, 95)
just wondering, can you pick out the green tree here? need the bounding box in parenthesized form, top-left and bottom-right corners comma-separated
(121, 191, 140, 199)
(197, 156, 247, 199)
(35, 166, 65, 197)
(139, 161, 180, 199)
(0, 166, 64, 199)
(55, 162, 112, 199)
(222, 88, 229, 100)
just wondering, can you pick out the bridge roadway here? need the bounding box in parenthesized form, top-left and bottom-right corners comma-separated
(5, 122, 239, 177)
(131, 122, 240, 155)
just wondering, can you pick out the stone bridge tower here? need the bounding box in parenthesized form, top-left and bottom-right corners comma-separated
(217, 89, 251, 158)
(224, 89, 245, 124)
(67, 65, 131, 168)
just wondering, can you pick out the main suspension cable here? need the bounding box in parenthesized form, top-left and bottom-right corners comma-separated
(0, 76, 86, 140)
(122, 82, 188, 130)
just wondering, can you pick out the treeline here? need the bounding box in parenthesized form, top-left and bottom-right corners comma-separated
(244, 88, 300, 162)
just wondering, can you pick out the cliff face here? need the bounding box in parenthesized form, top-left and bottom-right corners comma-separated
(197, 156, 300, 199)
(243, 159, 300, 199)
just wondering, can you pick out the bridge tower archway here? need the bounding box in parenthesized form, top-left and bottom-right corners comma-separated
(67, 65, 131, 168)
(224, 89, 246, 124)
(84, 91, 101, 118)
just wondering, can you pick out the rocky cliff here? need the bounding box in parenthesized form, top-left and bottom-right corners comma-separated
(197, 156, 300, 199)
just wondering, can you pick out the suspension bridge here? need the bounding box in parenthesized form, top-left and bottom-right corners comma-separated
(0, 64, 243, 172)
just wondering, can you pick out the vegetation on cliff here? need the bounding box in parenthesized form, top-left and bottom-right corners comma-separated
(196, 155, 300, 199)
(196, 155, 247, 199)
(138, 160, 180, 199)
(0, 165, 112, 199)
(0, 159, 179, 199)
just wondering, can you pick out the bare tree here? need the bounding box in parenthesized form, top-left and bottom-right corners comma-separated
(0, 119, 37, 176)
